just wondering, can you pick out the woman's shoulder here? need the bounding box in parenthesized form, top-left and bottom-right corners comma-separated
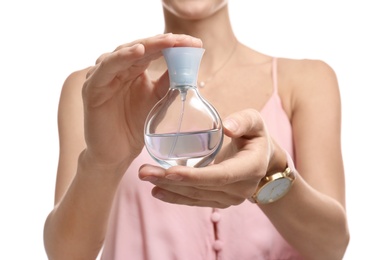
(277, 57, 336, 81)
(239, 44, 337, 82)
(58, 67, 91, 114)
(277, 58, 336, 91)
(62, 67, 91, 90)
(58, 67, 92, 104)
(274, 57, 340, 118)
(276, 57, 338, 95)
(277, 58, 339, 117)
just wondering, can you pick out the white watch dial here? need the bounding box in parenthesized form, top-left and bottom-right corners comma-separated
(257, 178, 291, 204)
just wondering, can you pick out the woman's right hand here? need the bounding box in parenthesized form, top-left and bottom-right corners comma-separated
(81, 33, 202, 174)
(45, 35, 203, 259)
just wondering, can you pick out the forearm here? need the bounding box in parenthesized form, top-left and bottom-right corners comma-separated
(260, 175, 349, 260)
(44, 152, 128, 260)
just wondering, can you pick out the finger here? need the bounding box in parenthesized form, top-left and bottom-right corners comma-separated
(177, 158, 260, 183)
(107, 33, 202, 68)
(121, 33, 203, 68)
(86, 65, 97, 79)
(222, 109, 266, 139)
(83, 44, 146, 107)
(86, 43, 145, 86)
(154, 180, 250, 202)
(95, 52, 110, 64)
(152, 70, 171, 100)
(141, 153, 262, 188)
(151, 186, 235, 208)
(114, 33, 202, 53)
(138, 164, 167, 181)
(86, 34, 203, 91)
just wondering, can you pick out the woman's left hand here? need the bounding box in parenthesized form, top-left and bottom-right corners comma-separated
(139, 109, 279, 208)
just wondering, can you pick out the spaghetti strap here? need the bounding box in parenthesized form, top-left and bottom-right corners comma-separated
(271, 57, 278, 93)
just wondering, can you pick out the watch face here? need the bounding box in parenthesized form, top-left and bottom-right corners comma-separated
(257, 178, 291, 204)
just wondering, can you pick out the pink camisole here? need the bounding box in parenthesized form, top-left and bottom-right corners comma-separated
(101, 58, 303, 259)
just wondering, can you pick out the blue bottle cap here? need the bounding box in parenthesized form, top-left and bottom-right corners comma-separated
(162, 47, 205, 87)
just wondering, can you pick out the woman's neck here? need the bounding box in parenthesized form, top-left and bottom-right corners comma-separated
(163, 7, 238, 78)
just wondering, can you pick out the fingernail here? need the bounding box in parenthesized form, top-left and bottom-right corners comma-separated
(223, 119, 238, 132)
(141, 176, 158, 182)
(192, 37, 203, 46)
(153, 190, 165, 199)
(165, 174, 183, 181)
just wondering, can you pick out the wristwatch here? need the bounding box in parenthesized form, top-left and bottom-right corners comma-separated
(249, 154, 296, 204)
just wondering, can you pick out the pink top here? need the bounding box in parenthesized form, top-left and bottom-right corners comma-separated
(101, 58, 303, 260)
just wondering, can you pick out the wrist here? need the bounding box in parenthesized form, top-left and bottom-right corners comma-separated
(266, 145, 288, 177)
(78, 149, 133, 178)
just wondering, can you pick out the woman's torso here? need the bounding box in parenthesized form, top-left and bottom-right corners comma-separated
(101, 48, 303, 259)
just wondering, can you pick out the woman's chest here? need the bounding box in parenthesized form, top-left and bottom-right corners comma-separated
(200, 83, 274, 119)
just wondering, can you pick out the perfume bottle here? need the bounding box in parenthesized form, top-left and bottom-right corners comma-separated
(144, 47, 223, 168)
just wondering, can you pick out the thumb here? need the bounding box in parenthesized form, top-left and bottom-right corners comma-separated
(222, 109, 266, 139)
(153, 70, 170, 100)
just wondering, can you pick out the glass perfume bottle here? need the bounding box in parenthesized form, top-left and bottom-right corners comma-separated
(144, 47, 223, 169)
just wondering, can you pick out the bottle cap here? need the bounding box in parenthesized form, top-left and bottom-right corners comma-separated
(162, 47, 205, 87)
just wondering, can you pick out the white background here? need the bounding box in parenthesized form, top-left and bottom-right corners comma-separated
(1, 1, 384, 259)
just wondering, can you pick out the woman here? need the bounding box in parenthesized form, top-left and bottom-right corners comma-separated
(44, 1, 350, 259)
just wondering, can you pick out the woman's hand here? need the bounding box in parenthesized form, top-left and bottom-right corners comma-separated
(81, 33, 202, 174)
(139, 109, 283, 208)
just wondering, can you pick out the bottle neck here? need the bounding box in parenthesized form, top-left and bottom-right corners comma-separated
(171, 84, 197, 101)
